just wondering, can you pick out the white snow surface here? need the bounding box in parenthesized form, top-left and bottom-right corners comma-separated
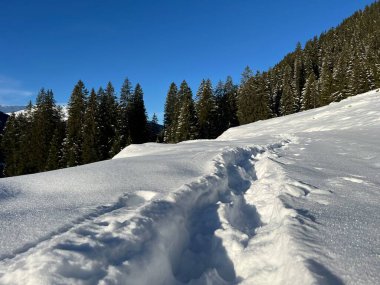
(0, 89, 380, 284)
(7, 105, 68, 120)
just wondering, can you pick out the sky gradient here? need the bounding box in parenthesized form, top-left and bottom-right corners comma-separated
(0, 0, 376, 120)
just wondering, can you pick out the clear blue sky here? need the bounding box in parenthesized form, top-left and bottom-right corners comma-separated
(0, 0, 376, 120)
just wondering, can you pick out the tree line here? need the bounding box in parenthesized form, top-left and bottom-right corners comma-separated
(0, 79, 159, 177)
(1, 1, 379, 177)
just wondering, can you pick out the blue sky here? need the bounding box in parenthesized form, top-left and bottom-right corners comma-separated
(0, 0, 376, 120)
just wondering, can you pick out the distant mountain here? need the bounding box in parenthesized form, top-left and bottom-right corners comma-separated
(0, 105, 25, 114)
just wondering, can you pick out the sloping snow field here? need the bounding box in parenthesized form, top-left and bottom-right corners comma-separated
(0, 90, 379, 284)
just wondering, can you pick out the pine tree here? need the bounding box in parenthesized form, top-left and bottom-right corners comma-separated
(17, 101, 34, 174)
(331, 52, 348, 102)
(82, 88, 100, 163)
(301, 73, 318, 110)
(176, 81, 198, 141)
(148, 113, 160, 142)
(163, 82, 178, 143)
(280, 65, 296, 116)
(128, 83, 148, 144)
(224, 76, 239, 128)
(237, 72, 256, 124)
(1, 114, 19, 176)
(293, 42, 305, 112)
(97, 82, 118, 160)
(64, 80, 88, 167)
(45, 125, 65, 171)
(30, 89, 61, 172)
(255, 72, 272, 120)
(241, 66, 253, 85)
(118, 78, 134, 148)
(196, 79, 217, 139)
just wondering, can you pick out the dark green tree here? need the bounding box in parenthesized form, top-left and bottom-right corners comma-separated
(280, 65, 296, 116)
(30, 89, 61, 172)
(97, 82, 118, 160)
(196, 79, 217, 139)
(82, 88, 100, 163)
(163, 82, 178, 143)
(64, 80, 88, 167)
(176, 81, 198, 141)
(128, 83, 148, 144)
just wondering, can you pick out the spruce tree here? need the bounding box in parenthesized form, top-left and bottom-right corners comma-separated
(118, 78, 134, 148)
(65, 80, 88, 167)
(128, 83, 148, 144)
(45, 124, 65, 171)
(293, 42, 305, 112)
(163, 82, 178, 143)
(318, 56, 333, 105)
(97, 82, 118, 160)
(301, 73, 318, 110)
(1, 114, 19, 176)
(30, 89, 61, 172)
(82, 88, 100, 163)
(196, 79, 217, 139)
(280, 65, 296, 116)
(176, 81, 198, 141)
(238, 72, 256, 124)
(224, 76, 239, 128)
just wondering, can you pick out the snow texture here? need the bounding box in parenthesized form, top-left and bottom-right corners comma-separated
(0, 89, 380, 284)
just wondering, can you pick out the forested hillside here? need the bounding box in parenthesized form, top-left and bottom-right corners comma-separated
(163, 1, 380, 142)
(1, 1, 379, 177)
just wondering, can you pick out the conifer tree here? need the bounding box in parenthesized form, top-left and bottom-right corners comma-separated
(65, 80, 88, 167)
(196, 79, 217, 139)
(241, 66, 253, 85)
(1, 114, 19, 176)
(128, 83, 148, 144)
(30, 89, 61, 172)
(97, 82, 118, 159)
(17, 101, 34, 174)
(280, 65, 296, 116)
(118, 78, 134, 148)
(293, 42, 305, 112)
(163, 82, 178, 143)
(82, 89, 100, 163)
(318, 57, 333, 105)
(148, 113, 160, 142)
(238, 72, 256, 124)
(176, 81, 198, 141)
(224, 76, 239, 128)
(255, 72, 272, 120)
(46, 124, 65, 171)
(301, 73, 318, 110)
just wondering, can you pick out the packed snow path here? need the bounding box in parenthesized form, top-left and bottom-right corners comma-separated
(0, 90, 379, 284)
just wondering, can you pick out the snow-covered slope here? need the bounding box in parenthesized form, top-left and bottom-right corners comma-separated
(6, 105, 68, 120)
(0, 89, 379, 284)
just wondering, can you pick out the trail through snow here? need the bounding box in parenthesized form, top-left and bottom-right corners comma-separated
(0, 89, 380, 284)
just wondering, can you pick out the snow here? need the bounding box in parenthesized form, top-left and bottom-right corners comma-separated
(0, 89, 380, 284)
(6, 105, 68, 120)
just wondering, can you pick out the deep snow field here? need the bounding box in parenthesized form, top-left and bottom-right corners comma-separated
(0, 89, 379, 285)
